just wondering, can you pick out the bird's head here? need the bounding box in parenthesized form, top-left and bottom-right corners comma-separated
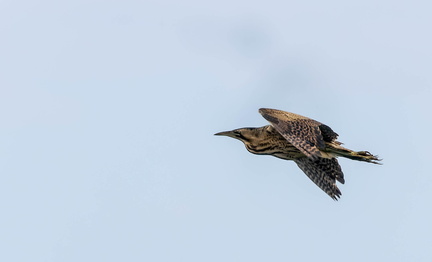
(214, 128, 258, 142)
(215, 127, 272, 154)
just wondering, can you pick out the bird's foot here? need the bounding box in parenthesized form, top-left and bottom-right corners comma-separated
(354, 151, 382, 164)
(357, 151, 372, 156)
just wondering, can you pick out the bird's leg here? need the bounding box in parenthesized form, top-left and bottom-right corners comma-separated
(351, 150, 382, 164)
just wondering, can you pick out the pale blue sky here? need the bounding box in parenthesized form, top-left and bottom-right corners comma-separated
(1, 1, 431, 261)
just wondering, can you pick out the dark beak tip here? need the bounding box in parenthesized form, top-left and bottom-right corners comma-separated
(214, 131, 233, 137)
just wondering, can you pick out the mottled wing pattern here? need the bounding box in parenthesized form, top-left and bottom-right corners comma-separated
(294, 157, 345, 200)
(259, 108, 326, 158)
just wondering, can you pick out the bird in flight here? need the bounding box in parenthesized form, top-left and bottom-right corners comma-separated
(215, 108, 381, 200)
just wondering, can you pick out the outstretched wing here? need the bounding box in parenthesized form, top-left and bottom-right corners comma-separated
(294, 157, 345, 200)
(259, 108, 338, 158)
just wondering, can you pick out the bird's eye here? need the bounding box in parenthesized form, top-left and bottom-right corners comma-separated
(233, 131, 248, 141)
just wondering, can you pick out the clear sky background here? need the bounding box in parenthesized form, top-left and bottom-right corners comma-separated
(1, 1, 431, 261)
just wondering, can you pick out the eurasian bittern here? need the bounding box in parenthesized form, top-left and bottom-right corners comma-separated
(215, 108, 381, 200)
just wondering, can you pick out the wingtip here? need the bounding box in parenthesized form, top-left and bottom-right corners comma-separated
(258, 108, 269, 115)
(259, 108, 281, 124)
(329, 185, 342, 200)
(331, 192, 342, 201)
(259, 108, 279, 115)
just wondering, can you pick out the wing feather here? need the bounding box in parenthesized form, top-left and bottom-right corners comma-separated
(294, 157, 345, 200)
(259, 108, 327, 158)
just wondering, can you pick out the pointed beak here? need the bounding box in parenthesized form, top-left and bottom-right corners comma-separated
(214, 130, 236, 138)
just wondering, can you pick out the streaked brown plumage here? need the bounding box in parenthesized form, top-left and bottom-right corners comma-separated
(215, 108, 381, 200)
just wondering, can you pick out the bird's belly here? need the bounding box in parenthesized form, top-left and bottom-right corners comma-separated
(272, 147, 305, 160)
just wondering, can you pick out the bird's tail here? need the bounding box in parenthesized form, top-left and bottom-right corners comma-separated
(325, 144, 382, 164)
